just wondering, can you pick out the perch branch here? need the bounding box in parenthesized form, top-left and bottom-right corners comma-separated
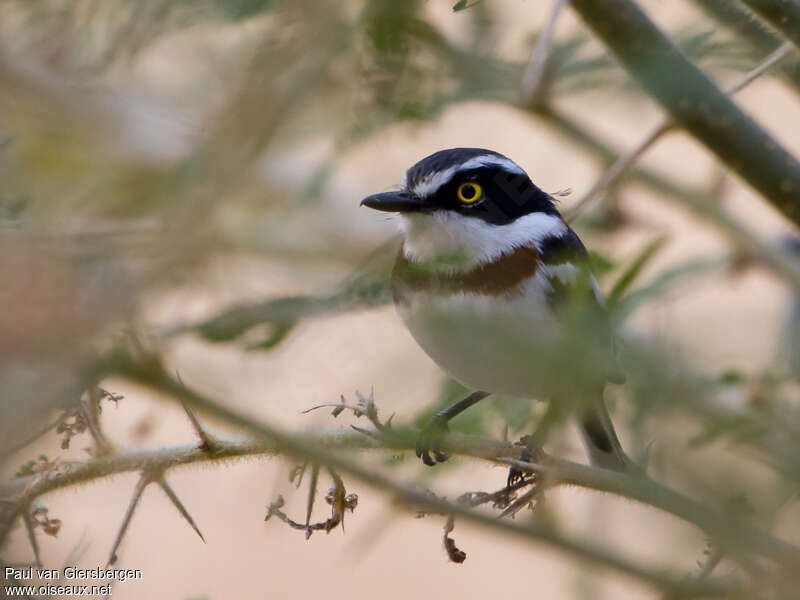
(0, 421, 733, 596)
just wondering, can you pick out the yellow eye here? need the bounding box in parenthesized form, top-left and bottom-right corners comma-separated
(457, 182, 482, 204)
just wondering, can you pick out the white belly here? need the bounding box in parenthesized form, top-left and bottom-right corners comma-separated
(396, 275, 560, 398)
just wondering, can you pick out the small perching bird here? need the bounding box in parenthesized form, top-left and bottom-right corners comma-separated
(360, 148, 630, 473)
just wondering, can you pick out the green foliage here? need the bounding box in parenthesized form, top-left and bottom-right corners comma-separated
(14, 460, 37, 479)
(452, 0, 485, 12)
(607, 236, 667, 308)
(587, 250, 616, 280)
(215, 0, 272, 20)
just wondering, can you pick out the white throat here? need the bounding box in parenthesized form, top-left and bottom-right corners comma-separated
(398, 210, 566, 270)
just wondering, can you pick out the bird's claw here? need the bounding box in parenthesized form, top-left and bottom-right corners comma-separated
(507, 434, 540, 487)
(416, 416, 450, 466)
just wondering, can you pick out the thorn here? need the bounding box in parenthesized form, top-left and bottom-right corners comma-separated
(289, 463, 307, 489)
(22, 506, 42, 568)
(350, 425, 380, 439)
(106, 471, 156, 567)
(305, 464, 320, 533)
(175, 378, 218, 452)
(158, 478, 205, 543)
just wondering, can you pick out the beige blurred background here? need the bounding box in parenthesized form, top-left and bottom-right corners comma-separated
(3, 1, 799, 598)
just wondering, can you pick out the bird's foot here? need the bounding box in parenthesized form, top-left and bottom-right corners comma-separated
(507, 434, 543, 488)
(416, 415, 450, 466)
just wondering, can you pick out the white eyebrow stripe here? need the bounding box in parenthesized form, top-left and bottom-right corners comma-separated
(458, 155, 525, 174)
(408, 154, 525, 197)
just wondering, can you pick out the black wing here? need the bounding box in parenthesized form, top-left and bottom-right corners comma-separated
(539, 226, 625, 384)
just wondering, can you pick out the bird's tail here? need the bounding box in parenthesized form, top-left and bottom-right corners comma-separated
(578, 398, 631, 471)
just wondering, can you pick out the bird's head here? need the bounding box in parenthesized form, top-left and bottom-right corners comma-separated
(360, 148, 565, 269)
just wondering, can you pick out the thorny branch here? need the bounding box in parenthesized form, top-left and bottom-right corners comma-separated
(0, 409, 718, 596)
(3, 350, 796, 597)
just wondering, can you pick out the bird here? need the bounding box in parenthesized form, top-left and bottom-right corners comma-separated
(360, 147, 630, 475)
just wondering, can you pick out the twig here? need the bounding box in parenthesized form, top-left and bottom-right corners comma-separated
(568, 0, 800, 224)
(302, 389, 393, 431)
(567, 42, 795, 222)
(691, 0, 800, 93)
(739, 0, 800, 51)
(726, 42, 794, 94)
(566, 121, 673, 222)
(534, 105, 800, 294)
(443, 516, 466, 563)
(265, 468, 357, 539)
(521, 0, 571, 106)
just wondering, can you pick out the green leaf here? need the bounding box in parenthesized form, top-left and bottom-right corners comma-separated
(608, 236, 668, 307)
(452, 0, 485, 12)
(488, 396, 536, 435)
(15, 460, 35, 478)
(217, 0, 273, 20)
(614, 256, 726, 324)
(245, 321, 295, 351)
(587, 249, 616, 279)
(718, 368, 746, 385)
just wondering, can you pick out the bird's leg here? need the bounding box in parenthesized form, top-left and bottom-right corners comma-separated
(416, 391, 490, 466)
(507, 400, 561, 487)
(578, 400, 639, 473)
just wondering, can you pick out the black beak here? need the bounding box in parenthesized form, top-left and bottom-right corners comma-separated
(360, 191, 428, 213)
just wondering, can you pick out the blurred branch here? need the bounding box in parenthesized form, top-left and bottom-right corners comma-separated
(567, 41, 794, 221)
(691, 0, 800, 91)
(388, 13, 745, 230)
(565, 120, 673, 223)
(166, 239, 397, 344)
(520, 0, 570, 105)
(562, 41, 800, 292)
(739, 0, 800, 51)
(569, 0, 800, 225)
(540, 106, 800, 293)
